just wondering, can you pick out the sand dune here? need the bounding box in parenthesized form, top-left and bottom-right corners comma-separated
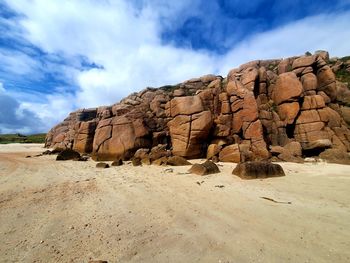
(0, 144, 349, 262)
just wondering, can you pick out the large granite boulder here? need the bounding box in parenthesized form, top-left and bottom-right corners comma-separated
(168, 96, 213, 158)
(73, 120, 97, 153)
(92, 116, 150, 160)
(272, 72, 303, 105)
(219, 144, 241, 163)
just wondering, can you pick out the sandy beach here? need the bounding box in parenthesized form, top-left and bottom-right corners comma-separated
(0, 144, 349, 263)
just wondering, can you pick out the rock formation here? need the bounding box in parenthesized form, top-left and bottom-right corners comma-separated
(45, 51, 350, 163)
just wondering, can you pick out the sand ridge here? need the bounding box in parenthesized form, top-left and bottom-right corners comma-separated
(0, 144, 349, 262)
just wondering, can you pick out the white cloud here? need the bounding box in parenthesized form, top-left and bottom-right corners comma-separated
(20, 92, 76, 127)
(5, 0, 219, 108)
(219, 12, 350, 73)
(1, 86, 77, 133)
(0, 83, 47, 134)
(2, 0, 350, 133)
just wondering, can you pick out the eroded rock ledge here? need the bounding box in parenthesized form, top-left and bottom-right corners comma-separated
(45, 51, 350, 163)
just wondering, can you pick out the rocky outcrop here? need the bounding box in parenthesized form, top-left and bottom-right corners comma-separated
(46, 51, 350, 164)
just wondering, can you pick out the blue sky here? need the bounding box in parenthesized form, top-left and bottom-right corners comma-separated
(1, 0, 350, 134)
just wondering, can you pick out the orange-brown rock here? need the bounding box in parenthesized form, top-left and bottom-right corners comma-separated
(244, 120, 263, 139)
(301, 95, 325, 110)
(277, 59, 290, 74)
(219, 144, 241, 163)
(270, 145, 285, 156)
(134, 148, 149, 159)
(173, 89, 185, 97)
(295, 121, 325, 134)
(292, 55, 316, 69)
(270, 141, 302, 162)
(189, 161, 220, 176)
(92, 116, 150, 160)
(170, 96, 203, 117)
(241, 67, 259, 88)
(332, 126, 350, 151)
(301, 73, 318, 91)
(221, 101, 231, 114)
(296, 110, 320, 124)
(250, 139, 270, 160)
(242, 95, 259, 122)
(232, 111, 244, 134)
(295, 123, 329, 148)
(277, 102, 300, 124)
(341, 106, 350, 126)
(318, 107, 342, 128)
(273, 72, 303, 105)
(168, 111, 212, 158)
(317, 66, 337, 101)
(152, 156, 168, 166)
(317, 91, 331, 104)
(315, 51, 329, 61)
(167, 156, 191, 166)
(213, 114, 231, 137)
(336, 81, 350, 105)
(226, 80, 245, 96)
(303, 139, 332, 151)
(207, 144, 222, 159)
(149, 144, 170, 161)
(73, 120, 96, 153)
(284, 141, 302, 157)
(319, 148, 350, 164)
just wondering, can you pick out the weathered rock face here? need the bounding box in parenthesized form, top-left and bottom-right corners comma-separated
(46, 51, 350, 163)
(46, 108, 98, 150)
(167, 96, 213, 158)
(92, 116, 150, 160)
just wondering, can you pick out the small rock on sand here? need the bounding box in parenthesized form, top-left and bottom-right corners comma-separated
(232, 161, 285, 179)
(96, 162, 109, 168)
(189, 161, 220, 176)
